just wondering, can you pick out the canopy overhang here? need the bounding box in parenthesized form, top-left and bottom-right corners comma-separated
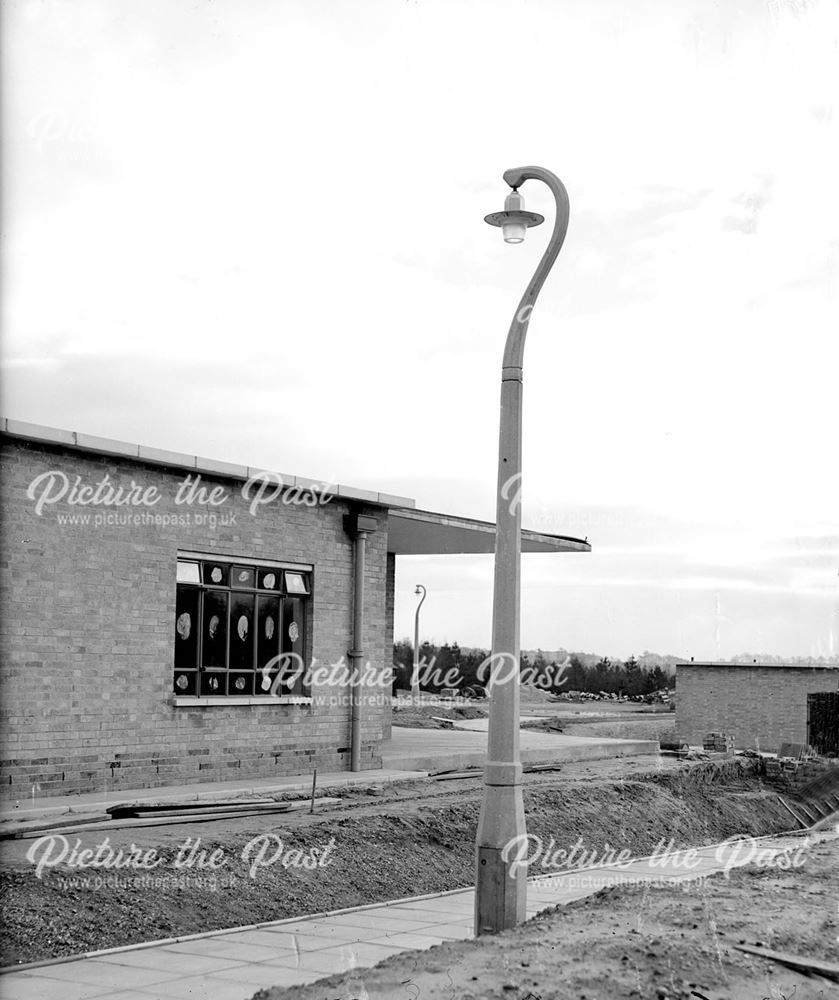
(387, 507, 590, 556)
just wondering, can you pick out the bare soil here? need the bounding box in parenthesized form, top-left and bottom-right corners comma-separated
(254, 836, 838, 1000)
(0, 758, 817, 969)
(558, 716, 677, 743)
(392, 703, 489, 729)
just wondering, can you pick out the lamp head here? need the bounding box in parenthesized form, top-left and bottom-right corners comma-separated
(484, 188, 544, 244)
(415, 585, 422, 595)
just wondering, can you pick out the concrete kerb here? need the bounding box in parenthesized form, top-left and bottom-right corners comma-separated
(0, 825, 822, 977)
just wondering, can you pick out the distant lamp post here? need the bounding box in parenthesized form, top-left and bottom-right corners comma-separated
(475, 167, 570, 935)
(412, 584, 427, 699)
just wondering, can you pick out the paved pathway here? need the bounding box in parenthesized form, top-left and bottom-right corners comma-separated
(383, 724, 657, 772)
(0, 831, 821, 1000)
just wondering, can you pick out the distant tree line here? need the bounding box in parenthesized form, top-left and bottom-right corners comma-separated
(392, 640, 675, 697)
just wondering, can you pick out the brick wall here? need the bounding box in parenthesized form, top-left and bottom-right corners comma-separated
(675, 664, 839, 752)
(0, 437, 390, 798)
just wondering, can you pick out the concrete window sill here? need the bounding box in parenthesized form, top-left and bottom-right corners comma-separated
(172, 696, 312, 707)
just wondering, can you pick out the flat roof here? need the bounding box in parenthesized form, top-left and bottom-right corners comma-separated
(2, 417, 591, 556)
(679, 661, 838, 670)
(388, 508, 590, 555)
(1, 417, 415, 509)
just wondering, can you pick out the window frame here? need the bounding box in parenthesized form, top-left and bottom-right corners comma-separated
(172, 552, 313, 707)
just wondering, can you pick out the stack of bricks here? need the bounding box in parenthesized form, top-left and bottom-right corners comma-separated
(703, 732, 735, 753)
(765, 757, 805, 777)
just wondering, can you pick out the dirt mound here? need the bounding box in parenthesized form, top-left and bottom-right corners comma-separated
(519, 684, 555, 704)
(256, 836, 839, 1000)
(392, 703, 488, 729)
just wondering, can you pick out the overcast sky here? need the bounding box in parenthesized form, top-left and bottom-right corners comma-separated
(3, 0, 837, 660)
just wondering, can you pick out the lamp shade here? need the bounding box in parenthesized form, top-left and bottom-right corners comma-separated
(484, 189, 544, 242)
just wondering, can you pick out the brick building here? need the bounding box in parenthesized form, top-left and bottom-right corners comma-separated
(675, 661, 839, 754)
(0, 419, 589, 799)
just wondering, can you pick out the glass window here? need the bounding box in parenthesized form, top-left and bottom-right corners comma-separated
(177, 561, 200, 584)
(203, 563, 229, 586)
(231, 566, 255, 589)
(258, 569, 280, 590)
(229, 593, 255, 671)
(284, 572, 310, 595)
(282, 597, 308, 696)
(202, 591, 228, 669)
(174, 557, 311, 699)
(174, 588, 199, 670)
(174, 671, 197, 695)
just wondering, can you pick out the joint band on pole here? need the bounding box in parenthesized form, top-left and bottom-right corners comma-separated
(483, 761, 523, 785)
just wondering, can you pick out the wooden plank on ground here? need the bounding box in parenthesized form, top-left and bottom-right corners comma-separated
(732, 943, 839, 982)
(14, 797, 343, 838)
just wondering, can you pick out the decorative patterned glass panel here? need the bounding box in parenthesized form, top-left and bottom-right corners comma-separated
(259, 570, 280, 590)
(229, 672, 254, 696)
(281, 597, 307, 694)
(229, 594, 255, 670)
(232, 566, 255, 589)
(202, 563, 229, 586)
(202, 591, 228, 669)
(256, 595, 281, 693)
(173, 671, 197, 695)
(200, 671, 225, 696)
(174, 588, 199, 669)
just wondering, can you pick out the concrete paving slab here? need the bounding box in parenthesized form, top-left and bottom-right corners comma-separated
(0, 976, 112, 1000)
(19, 961, 180, 989)
(386, 897, 474, 912)
(249, 929, 363, 952)
(312, 911, 439, 933)
(307, 941, 407, 967)
(366, 931, 446, 950)
(89, 950, 245, 974)
(384, 906, 474, 924)
(159, 939, 291, 963)
(424, 922, 473, 940)
(207, 929, 302, 950)
(266, 948, 380, 975)
(383, 725, 657, 772)
(208, 964, 325, 987)
(129, 974, 256, 1000)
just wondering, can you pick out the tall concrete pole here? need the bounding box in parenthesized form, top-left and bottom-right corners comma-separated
(475, 166, 570, 935)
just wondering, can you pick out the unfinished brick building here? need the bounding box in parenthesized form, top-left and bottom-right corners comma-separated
(676, 661, 839, 754)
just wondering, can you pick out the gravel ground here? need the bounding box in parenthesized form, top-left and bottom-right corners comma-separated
(560, 716, 677, 742)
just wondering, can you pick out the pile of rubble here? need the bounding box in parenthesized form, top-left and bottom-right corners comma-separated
(550, 688, 674, 704)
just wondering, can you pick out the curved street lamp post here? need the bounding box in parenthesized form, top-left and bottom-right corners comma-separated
(475, 166, 570, 935)
(412, 584, 427, 699)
